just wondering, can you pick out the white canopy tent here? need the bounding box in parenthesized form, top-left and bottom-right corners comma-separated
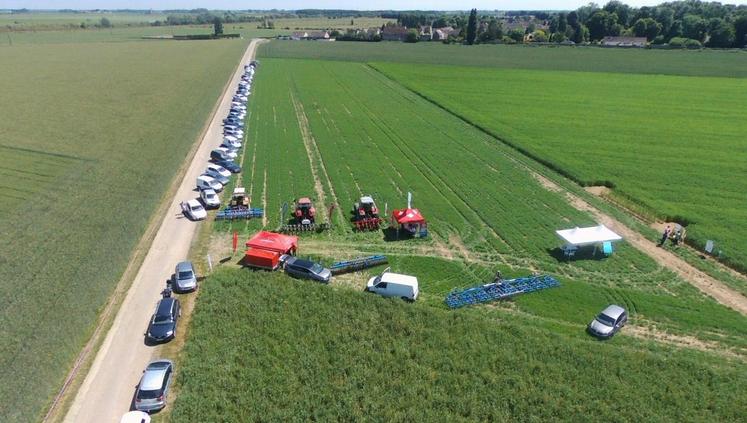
(555, 224, 622, 258)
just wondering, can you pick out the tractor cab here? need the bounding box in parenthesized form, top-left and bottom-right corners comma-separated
(295, 197, 316, 225)
(230, 187, 250, 209)
(356, 195, 379, 218)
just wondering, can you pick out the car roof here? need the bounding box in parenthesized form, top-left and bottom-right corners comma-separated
(156, 298, 175, 315)
(298, 197, 312, 204)
(198, 175, 214, 182)
(601, 304, 626, 319)
(187, 199, 201, 208)
(175, 261, 193, 272)
(360, 196, 374, 203)
(288, 257, 315, 269)
(202, 189, 216, 196)
(380, 272, 418, 287)
(141, 360, 172, 390)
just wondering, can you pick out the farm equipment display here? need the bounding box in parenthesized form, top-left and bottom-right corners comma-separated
(330, 255, 388, 275)
(352, 195, 384, 231)
(280, 198, 330, 232)
(444, 274, 560, 309)
(215, 187, 264, 221)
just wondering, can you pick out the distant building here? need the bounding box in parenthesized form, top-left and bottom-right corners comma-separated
(432, 26, 459, 41)
(381, 26, 408, 41)
(291, 31, 330, 41)
(419, 25, 433, 41)
(601, 36, 647, 47)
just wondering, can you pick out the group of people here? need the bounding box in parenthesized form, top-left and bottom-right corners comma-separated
(659, 224, 687, 247)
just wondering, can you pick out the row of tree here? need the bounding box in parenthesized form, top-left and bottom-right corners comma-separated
(393, 1, 747, 48)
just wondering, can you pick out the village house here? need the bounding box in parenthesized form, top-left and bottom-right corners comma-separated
(419, 25, 432, 41)
(381, 25, 409, 41)
(601, 36, 647, 47)
(290, 31, 331, 41)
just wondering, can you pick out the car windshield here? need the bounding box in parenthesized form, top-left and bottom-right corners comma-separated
(596, 313, 616, 326)
(311, 263, 323, 273)
(178, 270, 193, 279)
(206, 193, 216, 200)
(192, 204, 204, 212)
(138, 389, 162, 400)
(153, 315, 172, 324)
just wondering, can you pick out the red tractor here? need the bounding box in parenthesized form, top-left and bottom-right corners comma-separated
(294, 197, 316, 225)
(352, 195, 382, 231)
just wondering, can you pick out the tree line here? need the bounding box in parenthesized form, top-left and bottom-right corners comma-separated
(390, 1, 747, 48)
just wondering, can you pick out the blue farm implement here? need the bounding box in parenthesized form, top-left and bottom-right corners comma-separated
(330, 255, 388, 275)
(445, 274, 560, 309)
(216, 207, 263, 221)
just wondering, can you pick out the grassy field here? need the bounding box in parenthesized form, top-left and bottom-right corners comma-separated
(260, 40, 747, 78)
(213, 58, 747, 348)
(270, 16, 395, 30)
(0, 25, 285, 45)
(0, 11, 167, 30)
(372, 63, 747, 273)
(167, 269, 747, 422)
(162, 54, 747, 421)
(0, 38, 247, 422)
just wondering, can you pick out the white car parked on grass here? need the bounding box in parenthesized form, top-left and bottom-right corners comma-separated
(199, 188, 220, 209)
(215, 147, 237, 160)
(181, 199, 207, 221)
(366, 268, 419, 302)
(206, 163, 231, 178)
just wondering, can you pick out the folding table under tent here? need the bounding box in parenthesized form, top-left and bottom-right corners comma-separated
(555, 225, 622, 259)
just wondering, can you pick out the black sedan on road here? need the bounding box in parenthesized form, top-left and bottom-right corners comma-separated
(146, 297, 180, 343)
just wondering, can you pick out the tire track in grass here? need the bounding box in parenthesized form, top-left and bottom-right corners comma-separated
(328, 65, 512, 264)
(368, 65, 747, 316)
(289, 87, 344, 226)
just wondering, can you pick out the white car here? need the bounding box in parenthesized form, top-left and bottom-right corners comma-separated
(366, 268, 419, 302)
(181, 199, 207, 220)
(196, 175, 222, 192)
(207, 163, 231, 178)
(200, 188, 220, 208)
(215, 147, 237, 160)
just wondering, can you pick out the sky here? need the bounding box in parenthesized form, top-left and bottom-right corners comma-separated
(4, 0, 705, 11)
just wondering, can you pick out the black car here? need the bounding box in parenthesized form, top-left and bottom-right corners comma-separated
(146, 298, 180, 343)
(213, 159, 241, 173)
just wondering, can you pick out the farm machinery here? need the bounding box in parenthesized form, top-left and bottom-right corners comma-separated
(280, 197, 330, 232)
(216, 187, 263, 221)
(330, 255, 388, 275)
(444, 274, 560, 309)
(351, 195, 384, 231)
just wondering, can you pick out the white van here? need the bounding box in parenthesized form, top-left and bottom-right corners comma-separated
(196, 175, 222, 192)
(366, 268, 419, 302)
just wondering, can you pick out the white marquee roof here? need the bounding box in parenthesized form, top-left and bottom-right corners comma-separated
(556, 225, 622, 246)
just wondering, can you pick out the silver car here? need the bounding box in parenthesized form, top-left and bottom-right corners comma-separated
(588, 304, 628, 338)
(134, 360, 173, 412)
(283, 257, 332, 284)
(172, 261, 197, 293)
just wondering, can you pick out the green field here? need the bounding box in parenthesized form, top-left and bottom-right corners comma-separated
(0, 38, 247, 422)
(168, 269, 747, 422)
(271, 16, 395, 30)
(260, 40, 747, 273)
(0, 24, 284, 45)
(260, 40, 747, 78)
(372, 63, 747, 272)
(0, 11, 167, 30)
(163, 57, 747, 421)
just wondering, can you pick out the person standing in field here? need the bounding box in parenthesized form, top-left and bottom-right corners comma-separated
(659, 225, 671, 247)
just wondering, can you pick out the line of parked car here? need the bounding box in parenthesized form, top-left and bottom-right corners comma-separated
(131, 261, 197, 415)
(129, 62, 259, 420)
(181, 60, 257, 221)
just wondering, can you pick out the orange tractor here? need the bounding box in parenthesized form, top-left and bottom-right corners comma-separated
(294, 197, 316, 225)
(352, 195, 383, 231)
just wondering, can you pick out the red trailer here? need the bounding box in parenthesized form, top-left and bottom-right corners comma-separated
(244, 231, 298, 270)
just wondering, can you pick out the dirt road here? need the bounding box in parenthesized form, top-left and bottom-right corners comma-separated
(63, 39, 260, 423)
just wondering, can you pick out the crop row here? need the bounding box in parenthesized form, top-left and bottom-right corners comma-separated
(225, 58, 747, 349)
